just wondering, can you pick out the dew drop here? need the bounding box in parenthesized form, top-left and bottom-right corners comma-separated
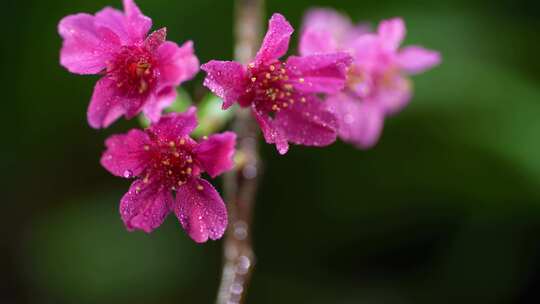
(123, 170, 133, 178)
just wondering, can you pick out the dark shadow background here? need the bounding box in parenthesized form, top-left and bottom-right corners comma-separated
(3, 0, 540, 303)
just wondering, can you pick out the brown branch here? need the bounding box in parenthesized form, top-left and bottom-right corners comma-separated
(216, 0, 264, 303)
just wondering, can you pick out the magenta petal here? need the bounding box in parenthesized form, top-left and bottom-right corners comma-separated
(58, 13, 120, 74)
(142, 87, 176, 123)
(87, 77, 146, 128)
(122, 0, 152, 43)
(377, 18, 405, 51)
(120, 179, 171, 233)
(274, 97, 338, 149)
(144, 28, 167, 52)
(286, 53, 352, 94)
(327, 94, 384, 149)
(255, 13, 294, 64)
(101, 129, 151, 177)
(156, 41, 200, 89)
(193, 132, 236, 178)
(397, 46, 441, 75)
(87, 77, 125, 128)
(94, 7, 130, 43)
(173, 178, 228, 243)
(149, 107, 198, 139)
(201, 60, 248, 109)
(252, 107, 289, 154)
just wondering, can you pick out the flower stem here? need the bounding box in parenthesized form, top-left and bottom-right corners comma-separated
(216, 0, 264, 303)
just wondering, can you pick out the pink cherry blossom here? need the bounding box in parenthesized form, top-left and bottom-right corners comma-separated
(101, 107, 236, 243)
(201, 13, 352, 154)
(58, 0, 199, 128)
(300, 10, 441, 149)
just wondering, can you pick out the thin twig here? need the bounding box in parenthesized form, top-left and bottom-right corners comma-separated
(216, 0, 264, 303)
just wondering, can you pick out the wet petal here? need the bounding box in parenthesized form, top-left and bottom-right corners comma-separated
(58, 13, 120, 74)
(122, 0, 152, 42)
(173, 178, 228, 243)
(252, 106, 289, 154)
(274, 97, 338, 149)
(101, 129, 152, 177)
(156, 41, 199, 89)
(397, 46, 441, 74)
(201, 60, 248, 109)
(377, 18, 405, 51)
(193, 132, 236, 178)
(142, 87, 177, 123)
(144, 28, 167, 52)
(87, 77, 124, 128)
(255, 13, 294, 64)
(286, 53, 352, 94)
(327, 94, 385, 149)
(120, 179, 171, 233)
(148, 107, 198, 139)
(94, 7, 129, 43)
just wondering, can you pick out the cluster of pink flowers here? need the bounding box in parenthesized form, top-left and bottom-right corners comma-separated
(59, 0, 440, 242)
(300, 9, 441, 148)
(59, 0, 231, 242)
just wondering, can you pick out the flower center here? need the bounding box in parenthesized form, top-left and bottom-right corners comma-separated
(246, 61, 306, 112)
(108, 46, 157, 96)
(144, 137, 198, 189)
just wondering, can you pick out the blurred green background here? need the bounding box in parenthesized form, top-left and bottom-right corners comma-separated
(3, 0, 540, 303)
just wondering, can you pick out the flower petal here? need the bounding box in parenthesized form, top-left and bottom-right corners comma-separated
(254, 13, 294, 64)
(274, 97, 338, 149)
(148, 107, 198, 139)
(252, 107, 289, 154)
(302, 9, 352, 37)
(122, 0, 152, 43)
(377, 18, 405, 51)
(193, 132, 236, 178)
(299, 28, 339, 56)
(300, 8, 351, 55)
(142, 87, 177, 123)
(173, 178, 228, 243)
(156, 41, 199, 89)
(397, 46, 441, 75)
(58, 13, 120, 74)
(349, 34, 379, 71)
(101, 129, 152, 178)
(144, 27, 167, 52)
(201, 60, 248, 109)
(327, 94, 385, 149)
(286, 52, 352, 94)
(87, 77, 124, 128)
(94, 7, 130, 43)
(120, 179, 171, 233)
(373, 75, 412, 115)
(87, 77, 145, 128)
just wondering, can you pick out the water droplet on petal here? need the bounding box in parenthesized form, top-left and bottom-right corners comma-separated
(123, 170, 133, 178)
